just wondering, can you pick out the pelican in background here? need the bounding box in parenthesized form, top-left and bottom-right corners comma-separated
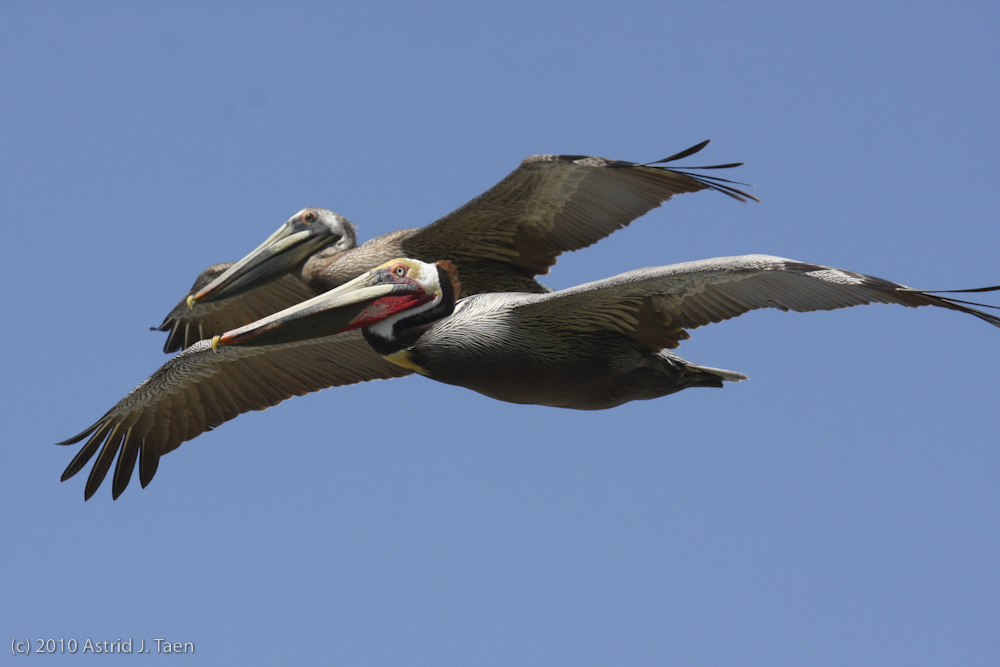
(154, 141, 757, 352)
(60, 256, 999, 499)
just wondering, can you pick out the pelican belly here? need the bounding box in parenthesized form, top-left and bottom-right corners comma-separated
(411, 323, 739, 410)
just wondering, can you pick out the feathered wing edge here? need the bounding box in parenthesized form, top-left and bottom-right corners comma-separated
(57, 333, 412, 500)
(407, 141, 758, 277)
(634, 139, 760, 203)
(516, 255, 1000, 353)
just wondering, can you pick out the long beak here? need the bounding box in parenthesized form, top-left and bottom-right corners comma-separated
(214, 268, 409, 349)
(190, 223, 327, 306)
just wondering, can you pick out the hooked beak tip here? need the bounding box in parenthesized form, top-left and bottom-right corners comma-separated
(186, 295, 197, 308)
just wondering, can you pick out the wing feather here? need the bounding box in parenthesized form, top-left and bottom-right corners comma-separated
(85, 422, 124, 500)
(58, 332, 412, 499)
(403, 142, 756, 278)
(511, 255, 1000, 350)
(139, 438, 159, 488)
(111, 427, 139, 498)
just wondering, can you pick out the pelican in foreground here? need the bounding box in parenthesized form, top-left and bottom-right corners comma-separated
(154, 141, 757, 352)
(60, 256, 999, 499)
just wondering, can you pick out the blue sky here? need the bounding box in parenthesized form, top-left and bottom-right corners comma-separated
(2, 2, 998, 665)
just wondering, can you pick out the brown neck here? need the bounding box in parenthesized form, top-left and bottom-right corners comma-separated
(302, 229, 419, 292)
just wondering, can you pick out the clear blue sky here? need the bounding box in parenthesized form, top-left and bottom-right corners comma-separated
(3, 2, 998, 665)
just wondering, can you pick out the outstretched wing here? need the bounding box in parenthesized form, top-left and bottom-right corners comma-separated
(58, 331, 412, 500)
(510, 254, 1000, 351)
(403, 141, 757, 278)
(154, 263, 317, 353)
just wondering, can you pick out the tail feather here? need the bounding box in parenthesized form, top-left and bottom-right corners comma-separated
(658, 349, 748, 384)
(686, 362, 748, 383)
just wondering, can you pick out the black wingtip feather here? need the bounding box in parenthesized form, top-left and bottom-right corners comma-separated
(923, 284, 1000, 295)
(667, 169, 761, 203)
(907, 287, 1000, 329)
(84, 425, 126, 501)
(162, 323, 183, 353)
(55, 421, 103, 447)
(682, 162, 744, 170)
(112, 430, 139, 500)
(633, 142, 760, 204)
(60, 426, 106, 482)
(139, 439, 160, 488)
(936, 297, 1000, 328)
(649, 140, 711, 164)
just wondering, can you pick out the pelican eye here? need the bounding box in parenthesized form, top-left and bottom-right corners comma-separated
(393, 264, 407, 277)
(303, 211, 317, 224)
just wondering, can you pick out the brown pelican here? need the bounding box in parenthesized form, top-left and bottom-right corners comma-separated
(154, 141, 757, 352)
(60, 256, 999, 499)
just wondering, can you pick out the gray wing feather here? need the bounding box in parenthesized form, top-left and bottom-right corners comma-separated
(508, 255, 1000, 350)
(154, 263, 317, 353)
(58, 332, 412, 499)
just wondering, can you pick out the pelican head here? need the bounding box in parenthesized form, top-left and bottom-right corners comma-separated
(189, 208, 357, 307)
(215, 258, 459, 349)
